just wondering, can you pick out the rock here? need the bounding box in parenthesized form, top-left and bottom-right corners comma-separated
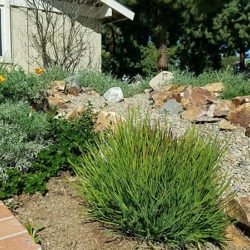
(219, 120, 236, 130)
(193, 116, 221, 123)
(65, 75, 81, 96)
(144, 88, 153, 94)
(152, 85, 185, 108)
(94, 111, 124, 132)
(208, 99, 236, 117)
(245, 126, 250, 137)
(158, 99, 184, 115)
(203, 242, 220, 250)
(103, 87, 124, 103)
(203, 82, 224, 97)
(227, 103, 250, 128)
(67, 87, 80, 96)
(181, 86, 216, 110)
(47, 92, 70, 109)
(50, 80, 66, 92)
(82, 87, 100, 97)
(227, 197, 250, 234)
(232, 96, 250, 107)
(149, 71, 174, 91)
(65, 106, 85, 120)
(225, 225, 250, 249)
(181, 107, 207, 122)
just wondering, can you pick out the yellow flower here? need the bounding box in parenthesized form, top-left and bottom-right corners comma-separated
(0, 75, 6, 82)
(34, 68, 44, 74)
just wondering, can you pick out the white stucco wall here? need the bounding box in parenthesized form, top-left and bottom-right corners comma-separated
(10, 5, 101, 72)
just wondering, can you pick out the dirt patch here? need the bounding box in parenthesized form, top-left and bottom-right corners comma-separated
(12, 174, 145, 250)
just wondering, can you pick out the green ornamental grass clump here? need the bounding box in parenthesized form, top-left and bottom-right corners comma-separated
(73, 112, 233, 249)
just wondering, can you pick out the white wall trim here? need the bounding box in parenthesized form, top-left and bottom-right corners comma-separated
(100, 0, 134, 20)
(0, 0, 12, 62)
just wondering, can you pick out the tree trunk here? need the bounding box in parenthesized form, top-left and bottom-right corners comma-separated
(156, 7, 168, 71)
(239, 47, 245, 71)
(157, 43, 168, 71)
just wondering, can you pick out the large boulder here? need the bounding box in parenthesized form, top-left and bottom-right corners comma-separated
(180, 86, 216, 110)
(207, 99, 236, 117)
(158, 99, 184, 115)
(227, 103, 250, 128)
(65, 75, 81, 96)
(227, 197, 250, 234)
(202, 82, 224, 97)
(94, 111, 124, 132)
(181, 107, 207, 122)
(104, 87, 124, 103)
(151, 85, 185, 108)
(232, 95, 250, 107)
(50, 80, 66, 92)
(149, 71, 174, 91)
(218, 120, 236, 130)
(47, 92, 70, 109)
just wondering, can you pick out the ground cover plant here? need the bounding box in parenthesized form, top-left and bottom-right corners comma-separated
(173, 70, 250, 99)
(0, 101, 52, 198)
(73, 112, 233, 249)
(0, 104, 97, 199)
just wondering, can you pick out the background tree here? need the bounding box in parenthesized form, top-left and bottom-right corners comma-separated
(102, 0, 182, 76)
(102, 0, 249, 76)
(213, 0, 250, 70)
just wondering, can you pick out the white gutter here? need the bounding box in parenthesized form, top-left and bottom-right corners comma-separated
(100, 0, 134, 20)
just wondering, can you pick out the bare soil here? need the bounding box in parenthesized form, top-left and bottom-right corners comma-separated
(12, 173, 146, 250)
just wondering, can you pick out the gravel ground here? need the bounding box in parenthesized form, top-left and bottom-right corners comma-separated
(66, 92, 250, 198)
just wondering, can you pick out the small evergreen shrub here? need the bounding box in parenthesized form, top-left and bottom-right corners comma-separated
(32, 104, 98, 176)
(140, 43, 159, 76)
(0, 67, 48, 106)
(0, 104, 98, 199)
(0, 101, 51, 183)
(73, 113, 232, 249)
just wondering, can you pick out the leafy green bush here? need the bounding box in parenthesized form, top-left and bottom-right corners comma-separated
(33, 105, 97, 175)
(173, 70, 250, 99)
(73, 113, 232, 248)
(0, 67, 48, 106)
(0, 104, 98, 199)
(0, 101, 51, 183)
(78, 71, 149, 97)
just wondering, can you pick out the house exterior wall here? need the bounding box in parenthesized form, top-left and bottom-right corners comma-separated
(10, 5, 101, 72)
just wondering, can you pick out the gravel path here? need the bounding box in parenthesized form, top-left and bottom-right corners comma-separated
(65, 92, 250, 198)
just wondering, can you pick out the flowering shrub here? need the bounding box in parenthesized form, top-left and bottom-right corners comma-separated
(0, 75, 6, 82)
(34, 68, 44, 74)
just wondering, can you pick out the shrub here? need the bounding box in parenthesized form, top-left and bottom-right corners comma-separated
(0, 67, 48, 106)
(0, 101, 51, 183)
(140, 43, 159, 77)
(0, 103, 98, 199)
(73, 112, 233, 249)
(32, 104, 98, 176)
